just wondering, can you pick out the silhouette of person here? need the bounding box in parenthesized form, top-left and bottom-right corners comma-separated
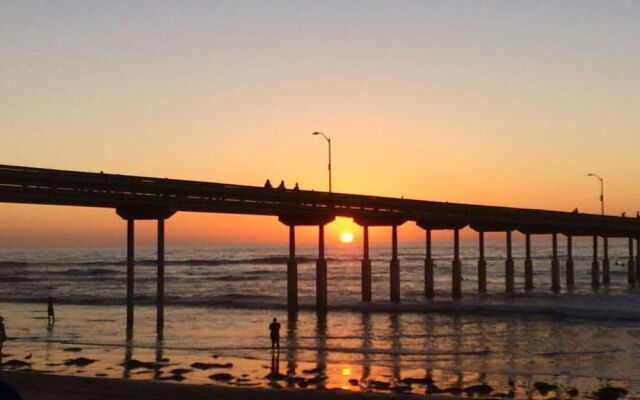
(269, 317, 281, 351)
(0, 316, 7, 354)
(277, 180, 286, 190)
(47, 296, 55, 325)
(572, 208, 578, 213)
(264, 179, 273, 189)
(622, 212, 626, 217)
(293, 183, 299, 191)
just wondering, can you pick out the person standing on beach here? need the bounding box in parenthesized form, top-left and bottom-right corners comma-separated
(47, 296, 55, 325)
(0, 316, 7, 354)
(269, 317, 281, 351)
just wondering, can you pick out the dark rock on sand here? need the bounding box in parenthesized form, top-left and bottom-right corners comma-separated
(95, 373, 107, 377)
(305, 375, 326, 385)
(302, 367, 322, 374)
(401, 377, 433, 385)
(209, 373, 234, 382)
(170, 368, 192, 375)
(191, 362, 233, 370)
(160, 374, 186, 382)
(391, 385, 412, 393)
(64, 357, 96, 367)
(425, 383, 441, 393)
(464, 384, 493, 394)
(348, 379, 359, 386)
(368, 380, 390, 390)
(286, 376, 305, 385)
(594, 386, 628, 400)
(122, 359, 162, 370)
(265, 371, 287, 380)
(442, 386, 463, 394)
(63, 347, 82, 352)
(534, 381, 558, 395)
(3, 359, 31, 368)
(566, 388, 579, 397)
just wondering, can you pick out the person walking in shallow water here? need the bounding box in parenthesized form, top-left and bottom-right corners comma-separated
(47, 296, 55, 326)
(269, 317, 281, 351)
(0, 316, 7, 354)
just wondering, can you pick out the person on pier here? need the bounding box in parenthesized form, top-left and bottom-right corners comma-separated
(269, 317, 281, 351)
(277, 180, 286, 190)
(264, 179, 273, 189)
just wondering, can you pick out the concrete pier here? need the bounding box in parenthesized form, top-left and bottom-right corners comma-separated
(361, 225, 372, 302)
(603, 237, 610, 286)
(157, 219, 165, 330)
(591, 236, 600, 289)
(452, 229, 462, 299)
(566, 235, 574, 290)
(478, 231, 487, 293)
(424, 229, 434, 298)
(316, 224, 328, 314)
(288, 225, 298, 312)
(551, 233, 560, 292)
(629, 237, 636, 285)
(524, 234, 533, 291)
(126, 219, 134, 336)
(390, 225, 400, 303)
(505, 231, 514, 294)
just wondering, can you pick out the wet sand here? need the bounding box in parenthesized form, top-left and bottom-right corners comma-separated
(1, 370, 446, 400)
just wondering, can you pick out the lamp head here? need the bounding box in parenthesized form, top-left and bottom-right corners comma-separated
(312, 131, 320, 135)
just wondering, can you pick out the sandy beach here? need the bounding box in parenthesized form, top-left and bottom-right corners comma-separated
(1, 370, 447, 400)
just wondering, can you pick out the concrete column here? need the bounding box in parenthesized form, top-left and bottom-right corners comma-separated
(316, 225, 328, 313)
(361, 225, 372, 302)
(126, 219, 135, 335)
(636, 237, 640, 280)
(629, 237, 636, 286)
(505, 231, 514, 294)
(566, 235, 574, 290)
(478, 231, 487, 293)
(603, 237, 610, 286)
(637, 238, 640, 283)
(592, 236, 600, 289)
(452, 229, 462, 299)
(635, 238, 640, 281)
(288, 225, 298, 312)
(157, 219, 165, 331)
(390, 225, 400, 303)
(551, 233, 560, 292)
(424, 229, 434, 298)
(524, 234, 533, 291)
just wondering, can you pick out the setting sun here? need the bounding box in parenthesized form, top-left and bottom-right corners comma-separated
(340, 231, 354, 243)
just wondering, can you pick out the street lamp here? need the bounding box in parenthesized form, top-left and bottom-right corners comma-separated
(587, 173, 604, 215)
(312, 131, 332, 193)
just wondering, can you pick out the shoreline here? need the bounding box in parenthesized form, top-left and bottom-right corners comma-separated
(0, 370, 452, 400)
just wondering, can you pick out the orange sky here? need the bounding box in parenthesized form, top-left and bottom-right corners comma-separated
(2, 2, 639, 248)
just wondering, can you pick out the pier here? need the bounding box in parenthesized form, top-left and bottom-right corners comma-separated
(1, 164, 640, 333)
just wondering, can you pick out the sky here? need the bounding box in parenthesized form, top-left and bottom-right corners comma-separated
(1, 1, 639, 247)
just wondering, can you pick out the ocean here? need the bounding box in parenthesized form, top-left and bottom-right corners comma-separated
(1, 239, 639, 398)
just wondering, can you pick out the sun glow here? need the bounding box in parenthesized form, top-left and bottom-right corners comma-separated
(340, 231, 354, 243)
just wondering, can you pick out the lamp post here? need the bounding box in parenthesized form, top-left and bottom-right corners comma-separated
(312, 131, 332, 193)
(587, 173, 604, 215)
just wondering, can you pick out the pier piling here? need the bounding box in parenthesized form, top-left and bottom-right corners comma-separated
(629, 237, 636, 286)
(452, 229, 462, 299)
(361, 225, 372, 302)
(157, 219, 165, 331)
(591, 236, 600, 289)
(390, 225, 400, 303)
(566, 235, 574, 290)
(288, 225, 298, 312)
(505, 231, 514, 294)
(126, 219, 135, 336)
(478, 232, 487, 293)
(316, 224, 328, 314)
(524, 234, 533, 291)
(551, 233, 560, 292)
(603, 237, 610, 286)
(424, 229, 434, 298)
